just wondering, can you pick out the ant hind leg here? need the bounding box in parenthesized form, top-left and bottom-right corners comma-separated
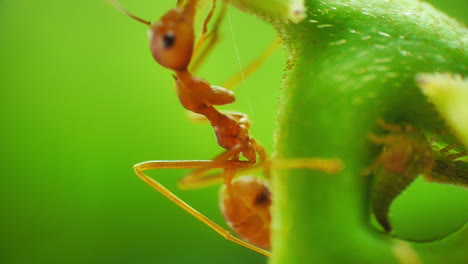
(178, 143, 249, 188)
(134, 159, 271, 257)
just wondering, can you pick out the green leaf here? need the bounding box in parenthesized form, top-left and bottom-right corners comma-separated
(418, 73, 468, 148)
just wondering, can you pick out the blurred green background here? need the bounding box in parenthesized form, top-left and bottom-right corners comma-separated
(1, 0, 466, 263)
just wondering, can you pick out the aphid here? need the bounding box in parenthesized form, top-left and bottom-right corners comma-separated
(368, 120, 433, 232)
(368, 119, 467, 232)
(111, 0, 341, 256)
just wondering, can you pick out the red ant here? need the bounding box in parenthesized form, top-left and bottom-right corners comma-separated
(111, 0, 341, 256)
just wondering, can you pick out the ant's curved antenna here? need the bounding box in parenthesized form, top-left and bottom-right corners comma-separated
(109, 0, 151, 26)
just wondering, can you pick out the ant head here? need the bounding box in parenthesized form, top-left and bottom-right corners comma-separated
(111, 0, 195, 71)
(149, 7, 195, 71)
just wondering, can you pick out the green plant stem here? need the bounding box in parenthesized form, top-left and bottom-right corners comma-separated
(266, 0, 467, 263)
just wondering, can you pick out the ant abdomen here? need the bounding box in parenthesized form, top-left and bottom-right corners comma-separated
(219, 176, 271, 250)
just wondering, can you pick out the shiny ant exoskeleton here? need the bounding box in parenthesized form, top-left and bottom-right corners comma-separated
(111, 0, 341, 256)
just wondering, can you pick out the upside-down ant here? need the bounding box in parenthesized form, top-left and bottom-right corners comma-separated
(111, 0, 341, 256)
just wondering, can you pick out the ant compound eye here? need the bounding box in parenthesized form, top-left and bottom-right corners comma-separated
(162, 32, 175, 49)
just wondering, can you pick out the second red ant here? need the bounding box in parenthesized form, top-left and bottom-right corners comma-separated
(111, 0, 341, 256)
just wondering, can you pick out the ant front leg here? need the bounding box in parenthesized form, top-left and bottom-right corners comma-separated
(193, 0, 219, 51)
(190, 0, 227, 73)
(134, 159, 271, 257)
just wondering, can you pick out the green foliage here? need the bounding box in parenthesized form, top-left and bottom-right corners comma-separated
(1, 0, 466, 264)
(247, 0, 468, 263)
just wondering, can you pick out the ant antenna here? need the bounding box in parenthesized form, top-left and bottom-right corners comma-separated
(110, 0, 151, 26)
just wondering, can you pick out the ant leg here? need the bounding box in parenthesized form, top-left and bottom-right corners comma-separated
(367, 133, 391, 146)
(447, 151, 466, 160)
(440, 142, 461, 154)
(250, 139, 271, 179)
(375, 118, 404, 133)
(440, 142, 466, 160)
(179, 144, 248, 188)
(134, 160, 271, 257)
(271, 158, 342, 173)
(193, 0, 217, 52)
(222, 37, 281, 90)
(190, 1, 227, 73)
(180, 157, 343, 190)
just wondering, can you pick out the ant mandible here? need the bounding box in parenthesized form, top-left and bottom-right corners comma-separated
(111, 0, 342, 256)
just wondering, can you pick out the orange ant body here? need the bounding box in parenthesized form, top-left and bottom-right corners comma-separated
(112, 0, 272, 255)
(113, 0, 268, 179)
(111, 0, 341, 256)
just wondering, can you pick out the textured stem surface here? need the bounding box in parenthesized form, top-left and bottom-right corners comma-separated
(266, 0, 467, 263)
